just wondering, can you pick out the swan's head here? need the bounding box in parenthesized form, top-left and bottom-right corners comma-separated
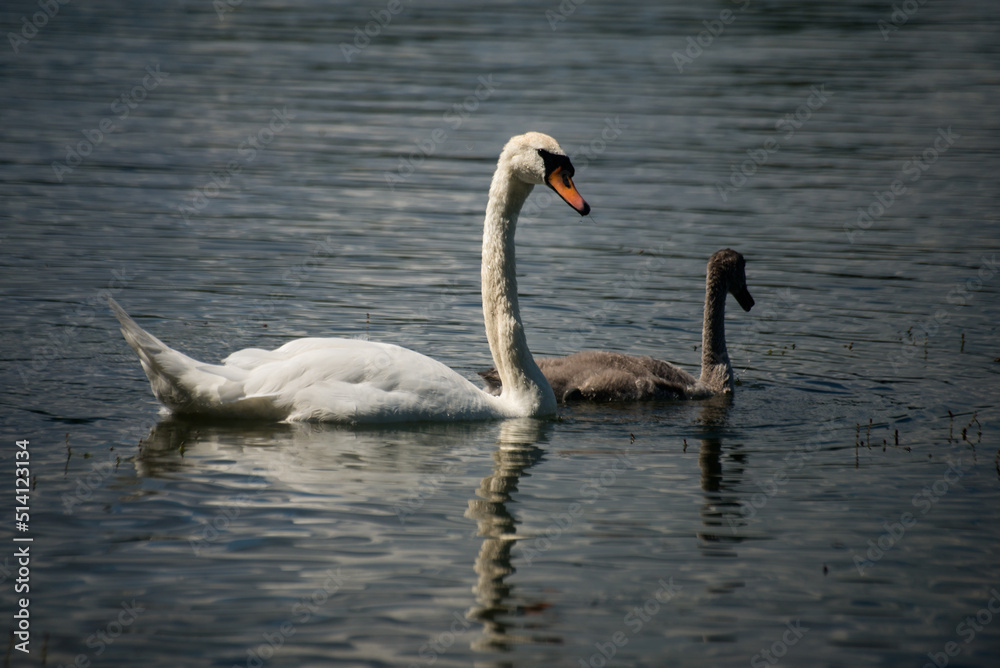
(709, 249, 755, 312)
(501, 132, 591, 215)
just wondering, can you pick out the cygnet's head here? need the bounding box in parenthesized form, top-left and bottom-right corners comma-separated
(709, 249, 755, 312)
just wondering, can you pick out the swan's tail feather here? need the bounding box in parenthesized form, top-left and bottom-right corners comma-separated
(108, 298, 253, 415)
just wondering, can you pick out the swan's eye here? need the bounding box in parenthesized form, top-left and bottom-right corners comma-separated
(537, 148, 574, 179)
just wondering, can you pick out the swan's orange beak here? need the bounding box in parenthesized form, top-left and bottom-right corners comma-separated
(546, 166, 591, 216)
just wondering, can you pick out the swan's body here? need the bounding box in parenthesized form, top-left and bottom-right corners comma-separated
(479, 249, 754, 402)
(111, 132, 590, 423)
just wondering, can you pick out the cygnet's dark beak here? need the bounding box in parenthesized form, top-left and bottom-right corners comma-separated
(734, 286, 755, 312)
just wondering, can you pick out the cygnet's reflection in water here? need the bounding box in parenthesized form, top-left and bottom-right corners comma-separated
(464, 418, 563, 651)
(693, 395, 749, 556)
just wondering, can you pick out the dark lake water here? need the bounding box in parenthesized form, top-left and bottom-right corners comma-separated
(2, 0, 999, 666)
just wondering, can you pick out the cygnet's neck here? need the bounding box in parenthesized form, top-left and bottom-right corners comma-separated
(480, 164, 557, 415)
(698, 266, 734, 393)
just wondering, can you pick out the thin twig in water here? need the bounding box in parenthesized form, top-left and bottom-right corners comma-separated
(965, 412, 981, 443)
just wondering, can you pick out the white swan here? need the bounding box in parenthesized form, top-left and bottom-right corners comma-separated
(479, 249, 754, 401)
(110, 132, 590, 423)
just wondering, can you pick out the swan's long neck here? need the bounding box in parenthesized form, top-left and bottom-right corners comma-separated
(698, 266, 734, 393)
(480, 163, 557, 415)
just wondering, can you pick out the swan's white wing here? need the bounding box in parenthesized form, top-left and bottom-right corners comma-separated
(110, 299, 500, 423)
(235, 340, 501, 422)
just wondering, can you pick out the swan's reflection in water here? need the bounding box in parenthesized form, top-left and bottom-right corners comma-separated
(132, 417, 496, 484)
(134, 416, 563, 656)
(464, 418, 562, 652)
(693, 396, 749, 556)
